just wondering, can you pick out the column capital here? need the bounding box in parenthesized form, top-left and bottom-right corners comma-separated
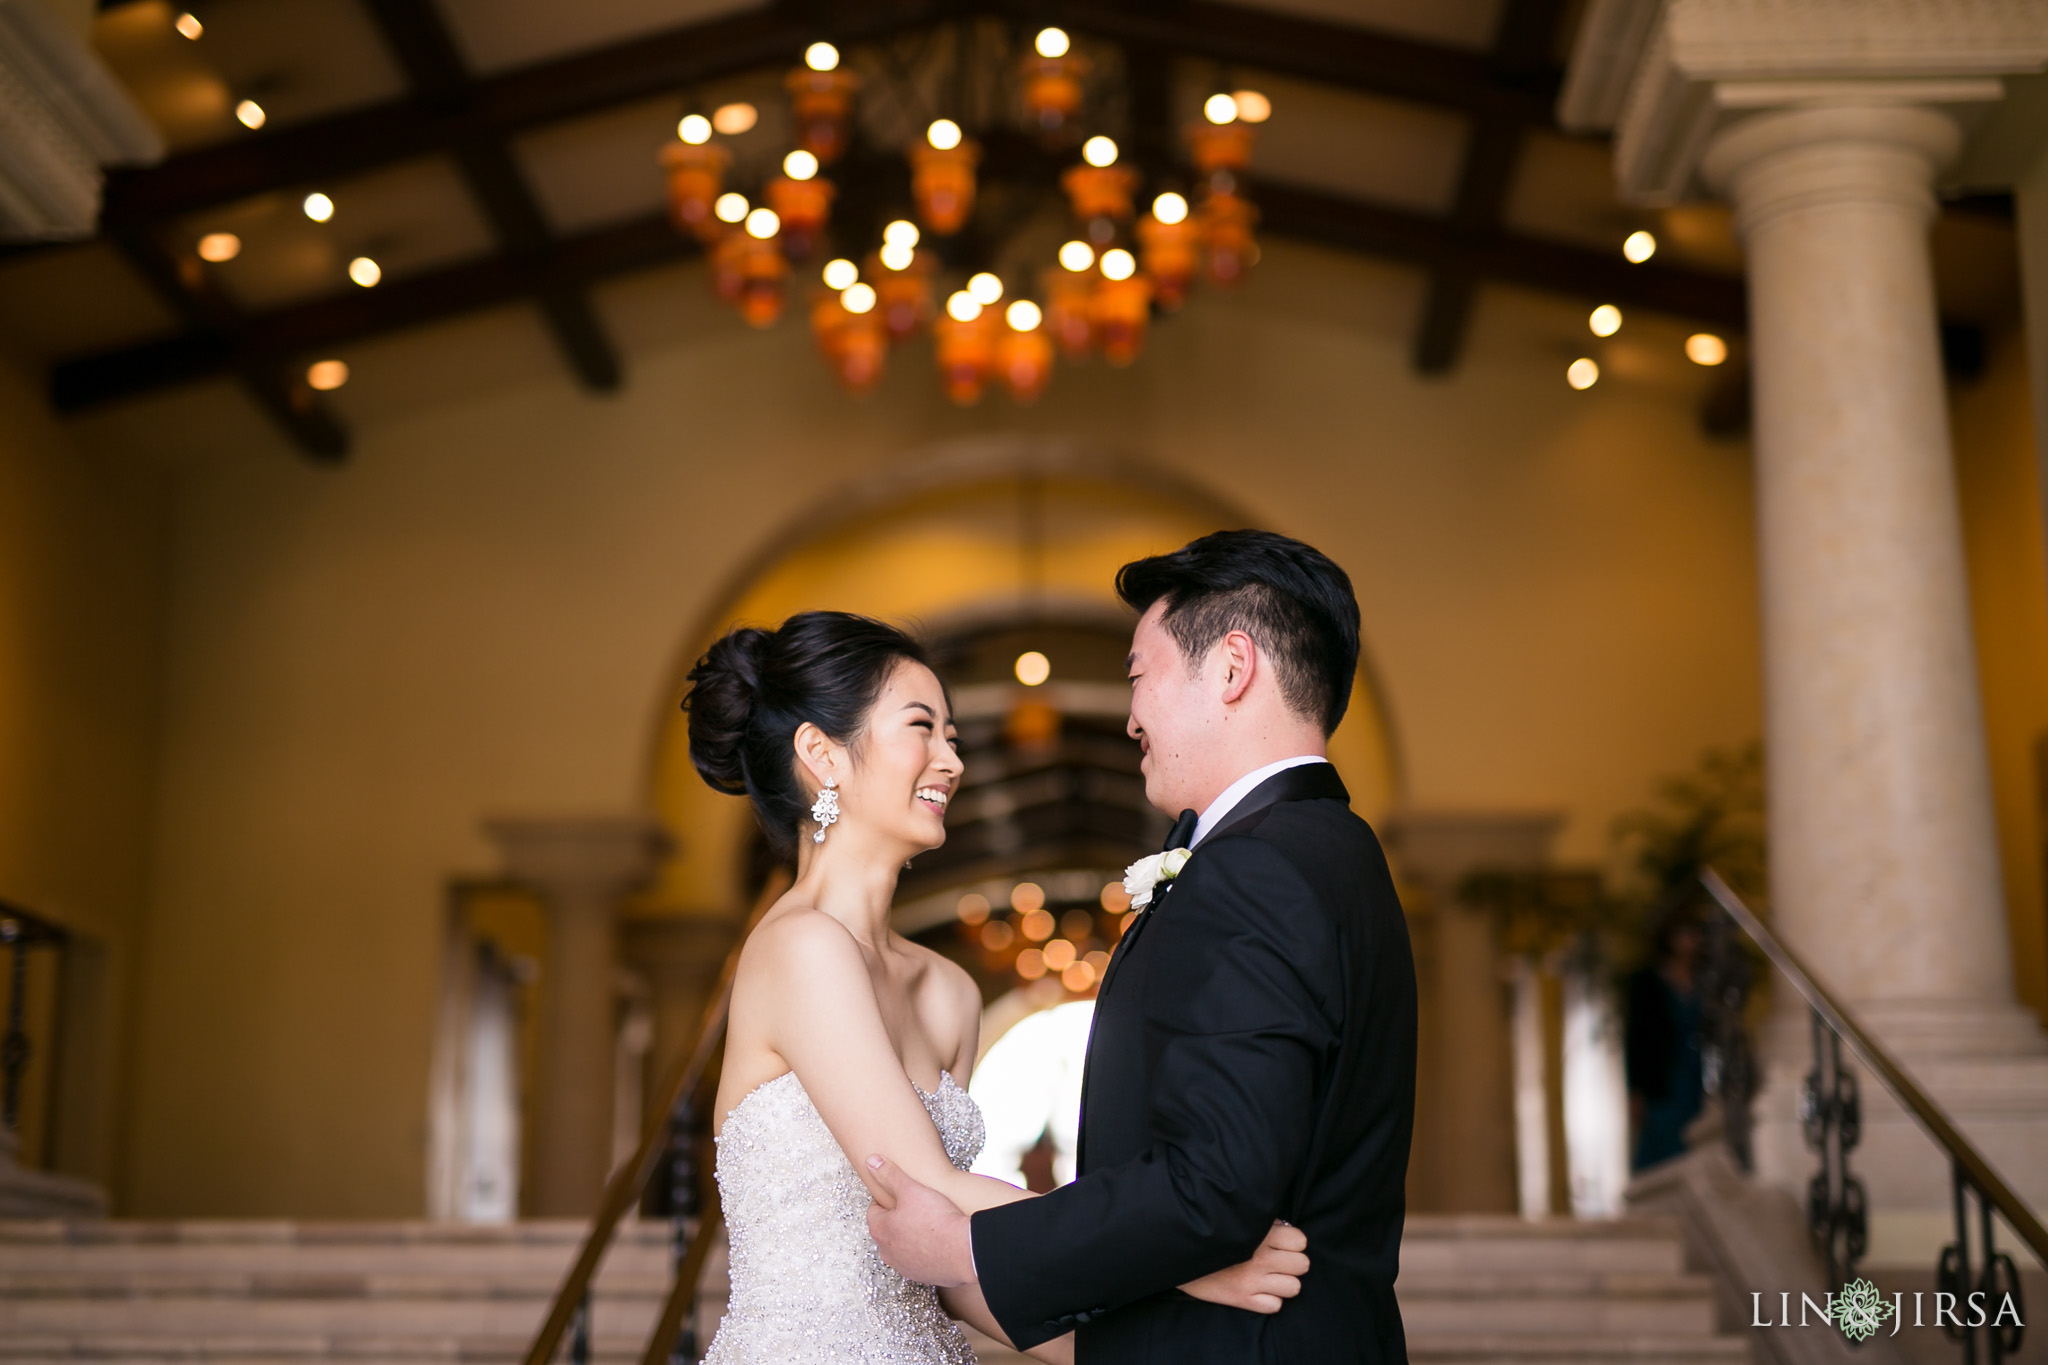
(483, 815, 673, 900)
(1702, 104, 1962, 235)
(1560, 0, 2048, 205)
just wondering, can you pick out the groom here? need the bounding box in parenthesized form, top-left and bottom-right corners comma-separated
(868, 529, 1417, 1362)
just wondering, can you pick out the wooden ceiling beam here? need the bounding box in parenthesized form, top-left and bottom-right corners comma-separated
(102, 0, 1558, 229)
(53, 181, 1747, 413)
(1410, 0, 1569, 375)
(359, 0, 623, 392)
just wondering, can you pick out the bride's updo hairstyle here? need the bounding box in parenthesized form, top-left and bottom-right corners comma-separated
(683, 611, 934, 852)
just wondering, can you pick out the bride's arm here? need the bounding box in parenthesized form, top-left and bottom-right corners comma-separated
(756, 910, 1028, 1217)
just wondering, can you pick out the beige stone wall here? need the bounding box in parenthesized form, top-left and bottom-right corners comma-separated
(111, 242, 1774, 1216)
(1954, 323, 2048, 1021)
(0, 354, 169, 1200)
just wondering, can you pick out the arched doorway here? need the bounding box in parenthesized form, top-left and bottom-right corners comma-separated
(641, 434, 1405, 923)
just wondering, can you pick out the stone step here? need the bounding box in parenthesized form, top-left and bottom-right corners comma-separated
(1397, 1270, 1721, 1335)
(1399, 1217, 1688, 1275)
(0, 1270, 672, 1297)
(0, 1295, 664, 1339)
(1409, 1334, 1752, 1363)
(0, 1334, 651, 1363)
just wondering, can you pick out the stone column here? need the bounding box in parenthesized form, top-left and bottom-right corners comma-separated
(1381, 811, 1561, 1215)
(1703, 104, 2043, 1062)
(486, 816, 671, 1217)
(1559, 0, 2048, 1241)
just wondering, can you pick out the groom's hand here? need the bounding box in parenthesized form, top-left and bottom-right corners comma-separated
(864, 1155, 976, 1288)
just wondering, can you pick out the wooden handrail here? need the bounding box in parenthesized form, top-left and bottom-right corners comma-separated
(1698, 868, 2048, 1266)
(524, 870, 787, 1365)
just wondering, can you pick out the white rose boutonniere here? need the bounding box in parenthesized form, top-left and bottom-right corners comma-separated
(1123, 847, 1192, 910)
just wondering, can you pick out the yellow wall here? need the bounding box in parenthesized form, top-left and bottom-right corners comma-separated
(104, 239, 1782, 1215)
(1955, 324, 2048, 1022)
(0, 354, 168, 1197)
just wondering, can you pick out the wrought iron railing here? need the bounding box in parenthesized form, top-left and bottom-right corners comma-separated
(524, 873, 784, 1365)
(0, 901, 68, 1140)
(1697, 869, 2046, 1363)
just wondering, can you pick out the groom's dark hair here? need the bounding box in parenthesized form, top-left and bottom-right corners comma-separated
(1116, 529, 1360, 736)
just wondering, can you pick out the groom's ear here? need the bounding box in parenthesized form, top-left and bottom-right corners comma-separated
(1218, 630, 1258, 705)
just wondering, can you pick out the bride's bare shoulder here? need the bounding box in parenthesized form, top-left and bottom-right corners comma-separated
(739, 903, 866, 983)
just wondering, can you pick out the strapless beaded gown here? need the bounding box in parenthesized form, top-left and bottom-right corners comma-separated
(703, 1070, 987, 1364)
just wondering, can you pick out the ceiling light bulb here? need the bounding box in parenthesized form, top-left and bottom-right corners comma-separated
(1686, 333, 1729, 366)
(783, 149, 819, 181)
(174, 11, 202, 39)
(305, 359, 348, 391)
(235, 99, 266, 130)
(1014, 650, 1051, 685)
(1081, 135, 1117, 167)
(712, 102, 757, 135)
(842, 282, 877, 314)
(1152, 191, 1188, 225)
(1099, 247, 1135, 281)
(714, 192, 749, 223)
(883, 219, 919, 248)
(1589, 304, 1622, 337)
(1006, 299, 1042, 332)
(967, 271, 1003, 304)
(1204, 92, 1239, 124)
(1232, 89, 1271, 123)
(1567, 357, 1600, 390)
(196, 232, 240, 262)
(1058, 240, 1094, 272)
(302, 192, 334, 222)
(678, 113, 711, 144)
(822, 258, 859, 290)
(745, 206, 780, 239)
(348, 256, 381, 287)
(1623, 230, 1656, 263)
(879, 241, 915, 271)
(946, 291, 982, 322)
(805, 41, 839, 72)
(927, 118, 962, 151)
(1035, 27, 1070, 59)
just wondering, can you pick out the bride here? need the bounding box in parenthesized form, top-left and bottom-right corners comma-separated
(682, 611, 1306, 1364)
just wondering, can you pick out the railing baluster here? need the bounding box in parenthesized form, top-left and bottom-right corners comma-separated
(1695, 870, 2047, 1365)
(570, 1288, 591, 1365)
(1, 925, 27, 1134)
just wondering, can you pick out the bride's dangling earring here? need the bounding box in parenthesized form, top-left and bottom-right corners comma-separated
(810, 776, 839, 844)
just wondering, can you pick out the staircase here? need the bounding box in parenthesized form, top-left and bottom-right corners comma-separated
(963, 1213, 1751, 1365)
(0, 1218, 674, 1363)
(0, 1213, 1749, 1364)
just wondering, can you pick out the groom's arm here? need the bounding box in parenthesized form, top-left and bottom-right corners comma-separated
(969, 838, 1343, 1351)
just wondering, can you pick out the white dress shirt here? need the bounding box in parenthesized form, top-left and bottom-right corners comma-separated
(1191, 755, 1329, 846)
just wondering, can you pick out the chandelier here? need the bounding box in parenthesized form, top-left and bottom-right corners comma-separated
(656, 26, 1271, 404)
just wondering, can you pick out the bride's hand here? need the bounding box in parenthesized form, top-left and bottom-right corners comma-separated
(1178, 1220, 1309, 1314)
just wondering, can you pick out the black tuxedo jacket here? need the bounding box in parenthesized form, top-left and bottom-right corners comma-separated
(971, 763, 1418, 1363)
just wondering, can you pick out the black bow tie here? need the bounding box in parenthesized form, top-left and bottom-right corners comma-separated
(1162, 808, 1198, 853)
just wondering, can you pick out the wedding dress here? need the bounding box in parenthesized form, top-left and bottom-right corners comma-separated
(703, 1069, 987, 1364)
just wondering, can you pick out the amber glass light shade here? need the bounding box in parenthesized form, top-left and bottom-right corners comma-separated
(998, 327, 1054, 402)
(1200, 190, 1261, 285)
(1060, 164, 1136, 221)
(709, 232, 749, 304)
(933, 309, 999, 405)
(870, 248, 935, 342)
(1137, 213, 1202, 309)
(1018, 53, 1088, 135)
(911, 140, 981, 235)
(733, 237, 789, 327)
(658, 142, 731, 243)
(1091, 274, 1154, 366)
(813, 295, 886, 393)
(1042, 268, 1095, 359)
(1186, 122, 1256, 174)
(765, 176, 835, 260)
(785, 68, 861, 164)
